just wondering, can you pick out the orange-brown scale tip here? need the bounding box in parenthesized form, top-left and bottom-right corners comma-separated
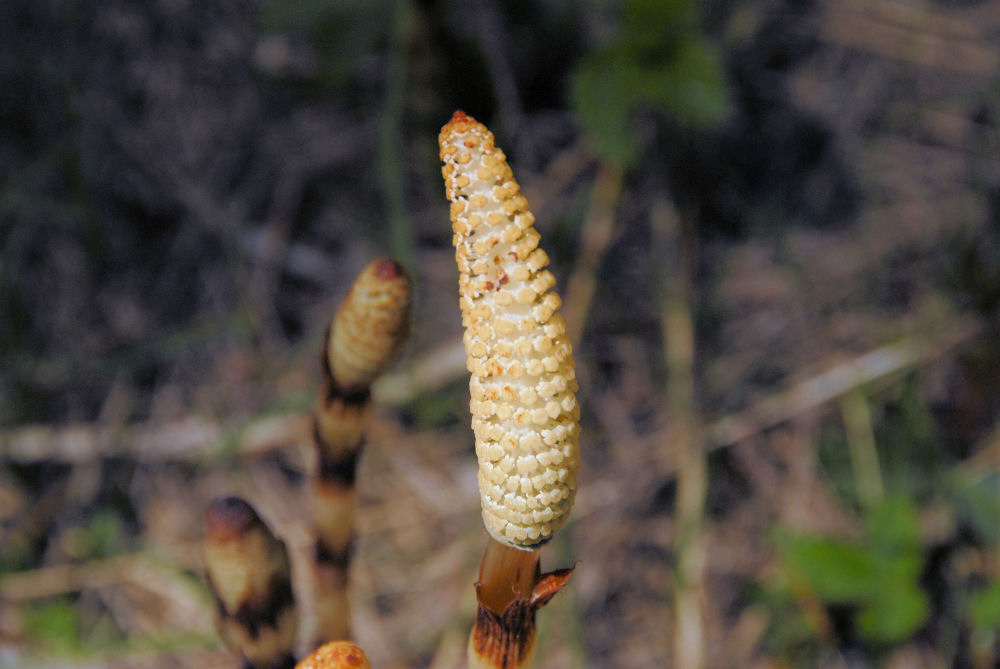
(372, 257, 404, 280)
(443, 109, 474, 132)
(326, 258, 412, 390)
(205, 496, 260, 543)
(296, 641, 371, 669)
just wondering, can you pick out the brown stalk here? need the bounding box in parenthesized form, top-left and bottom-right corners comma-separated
(469, 538, 574, 669)
(562, 162, 622, 347)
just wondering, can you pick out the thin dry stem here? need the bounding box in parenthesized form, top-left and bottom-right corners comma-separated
(654, 199, 707, 669)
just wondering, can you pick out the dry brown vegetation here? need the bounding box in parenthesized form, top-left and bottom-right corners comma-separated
(2, 0, 1000, 667)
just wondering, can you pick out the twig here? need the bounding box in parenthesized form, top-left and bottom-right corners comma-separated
(820, 0, 1000, 76)
(0, 552, 214, 634)
(570, 319, 985, 526)
(1, 412, 312, 464)
(3, 322, 982, 473)
(0, 553, 142, 602)
(706, 320, 982, 448)
(372, 339, 468, 407)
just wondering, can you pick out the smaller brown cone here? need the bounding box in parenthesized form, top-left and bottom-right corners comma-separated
(296, 641, 371, 669)
(327, 258, 411, 391)
(203, 496, 297, 669)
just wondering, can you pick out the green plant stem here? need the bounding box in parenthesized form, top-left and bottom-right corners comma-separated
(378, 0, 413, 270)
(654, 198, 706, 669)
(840, 389, 883, 509)
(563, 162, 622, 347)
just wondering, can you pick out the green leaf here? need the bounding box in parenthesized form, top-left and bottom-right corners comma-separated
(569, 0, 729, 167)
(630, 37, 727, 127)
(570, 51, 639, 168)
(880, 551, 925, 586)
(857, 579, 928, 643)
(969, 580, 1000, 632)
(775, 531, 875, 602)
(21, 598, 83, 652)
(951, 472, 1000, 545)
(864, 494, 921, 554)
(84, 509, 126, 559)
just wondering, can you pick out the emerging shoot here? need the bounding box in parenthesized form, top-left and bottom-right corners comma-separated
(203, 496, 297, 669)
(310, 258, 411, 647)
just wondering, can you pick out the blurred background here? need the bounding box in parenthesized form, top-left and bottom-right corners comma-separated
(2, 0, 1000, 666)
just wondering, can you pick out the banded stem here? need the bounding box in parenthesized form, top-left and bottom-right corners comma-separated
(203, 496, 297, 669)
(309, 258, 410, 647)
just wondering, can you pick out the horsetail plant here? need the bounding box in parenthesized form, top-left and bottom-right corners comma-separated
(203, 496, 297, 669)
(440, 111, 580, 669)
(310, 258, 411, 648)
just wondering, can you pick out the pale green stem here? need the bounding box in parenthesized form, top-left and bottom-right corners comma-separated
(654, 199, 707, 669)
(378, 0, 413, 270)
(839, 388, 883, 509)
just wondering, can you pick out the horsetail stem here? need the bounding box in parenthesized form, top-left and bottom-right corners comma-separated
(203, 496, 297, 669)
(310, 258, 411, 647)
(440, 111, 579, 669)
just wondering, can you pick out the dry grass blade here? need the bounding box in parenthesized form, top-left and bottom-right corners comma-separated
(706, 319, 983, 448)
(0, 412, 312, 464)
(653, 199, 707, 669)
(562, 163, 621, 347)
